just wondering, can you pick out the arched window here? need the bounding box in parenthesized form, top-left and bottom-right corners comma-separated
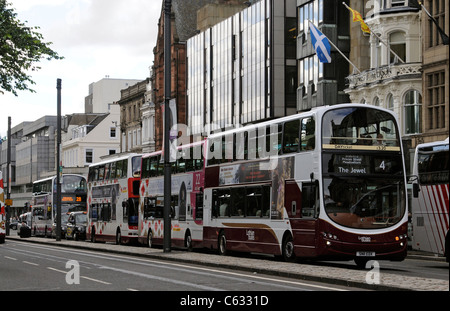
(389, 31, 406, 63)
(373, 97, 380, 106)
(404, 90, 422, 134)
(386, 93, 394, 111)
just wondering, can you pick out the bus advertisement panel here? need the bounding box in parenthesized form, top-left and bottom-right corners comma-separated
(411, 138, 449, 262)
(202, 104, 408, 267)
(139, 141, 205, 250)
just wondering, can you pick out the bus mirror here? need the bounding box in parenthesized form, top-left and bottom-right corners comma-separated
(413, 183, 420, 198)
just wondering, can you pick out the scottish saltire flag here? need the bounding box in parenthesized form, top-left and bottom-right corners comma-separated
(308, 21, 331, 63)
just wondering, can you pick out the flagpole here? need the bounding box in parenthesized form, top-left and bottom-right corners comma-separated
(308, 20, 361, 74)
(342, 2, 405, 63)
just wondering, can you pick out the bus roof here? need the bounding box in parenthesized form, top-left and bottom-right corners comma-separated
(207, 103, 395, 140)
(33, 174, 85, 184)
(88, 153, 141, 168)
(416, 137, 449, 151)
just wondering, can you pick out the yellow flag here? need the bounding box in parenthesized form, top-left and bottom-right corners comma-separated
(348, 6, 371, 34)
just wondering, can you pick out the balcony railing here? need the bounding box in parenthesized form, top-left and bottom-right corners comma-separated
(347, 62, 422, 89)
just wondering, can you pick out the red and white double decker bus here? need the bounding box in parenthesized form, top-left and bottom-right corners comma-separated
(202, 104, 408, 267)
(139, 141, 205, 250)
(0, 171, 5, 244)
(411, 138, 449, 262)
(87, 153, 142, 244)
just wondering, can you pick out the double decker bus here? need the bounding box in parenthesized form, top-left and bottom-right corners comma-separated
(87, 153, 142, 244)
(30, 174, 87, 237)
(139, 141, 205, 250)
(202, 104, 408, 267)
(411, 138, 449, 262)
(0, 171, 5, 244)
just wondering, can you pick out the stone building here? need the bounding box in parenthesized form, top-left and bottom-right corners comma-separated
(118, 79, 149, 154)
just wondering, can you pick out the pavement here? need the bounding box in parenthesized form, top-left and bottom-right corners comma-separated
(5, 234, 449, 291)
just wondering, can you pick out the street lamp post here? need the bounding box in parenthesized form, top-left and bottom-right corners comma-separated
(163, 0, 172, 253)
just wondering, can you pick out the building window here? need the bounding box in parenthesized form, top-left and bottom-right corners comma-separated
(427, 0, 446, 47)
(390, 0, 405, 8)
(386, 93, 394, 111)
(389, 31, 406, 63)
(404, 90, 422, 134)
(373, 97, 380, 106)
(85, 149, 93, 164)
(426, 71, 446, 130)
(110, 127, 116, 138)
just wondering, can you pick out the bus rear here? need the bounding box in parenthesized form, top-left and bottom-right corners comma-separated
(411, 138, 449, 262)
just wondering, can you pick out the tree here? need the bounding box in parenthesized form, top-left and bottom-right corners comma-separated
(0, 0, 63, 96)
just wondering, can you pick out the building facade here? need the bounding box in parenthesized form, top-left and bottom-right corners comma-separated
(151, 0, 250, 149)
(297, 0, 352, 110)
(62, 105, 120, 172)
(187, 0, 298, 136)
(421, 0, 449, 144)
(119, 79, 149, 154)
(345, 1, 423, 147)
(85, 78, 142, 114)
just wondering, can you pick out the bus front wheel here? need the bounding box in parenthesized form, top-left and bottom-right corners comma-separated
(185, 231, 193, 251)
(282, 233, 295, 262)
(116, 229, 122, 245)
(218, 232, 227, 256)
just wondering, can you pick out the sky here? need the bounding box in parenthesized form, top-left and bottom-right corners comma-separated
(1, 0, 161, 138)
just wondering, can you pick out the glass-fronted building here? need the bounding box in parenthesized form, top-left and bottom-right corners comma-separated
(187, 0, 298, 135)
(297, 0, 351, 111)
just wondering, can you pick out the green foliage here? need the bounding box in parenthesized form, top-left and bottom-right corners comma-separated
(0, 0, 63, 96)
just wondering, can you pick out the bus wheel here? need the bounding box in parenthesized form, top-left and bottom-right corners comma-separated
(147, 230, 153, 248)
(185, 231, 193, 252)
(116, 229, 122, 245)
(282, 233, 295, 262)
(218, 231, 227, 256)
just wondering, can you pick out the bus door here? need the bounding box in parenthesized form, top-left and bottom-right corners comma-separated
(285, 179, 319, 257)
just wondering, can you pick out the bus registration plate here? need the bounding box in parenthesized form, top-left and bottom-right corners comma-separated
(356, 251, 375, 257)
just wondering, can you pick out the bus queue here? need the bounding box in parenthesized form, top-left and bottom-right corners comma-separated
(4, 104, 448, 266)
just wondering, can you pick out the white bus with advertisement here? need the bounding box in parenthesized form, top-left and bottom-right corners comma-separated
(411, 138, 449, 262)
(87, 153, 142, 244)
(139, 141, 205, 250)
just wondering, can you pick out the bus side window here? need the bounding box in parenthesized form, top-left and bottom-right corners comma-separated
(283, 120, 300, 154)
(301, 117, 315, 151)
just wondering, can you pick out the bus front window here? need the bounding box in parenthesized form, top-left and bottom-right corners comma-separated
(323, 178, 406, 229)
(322, 107, 400, 149)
